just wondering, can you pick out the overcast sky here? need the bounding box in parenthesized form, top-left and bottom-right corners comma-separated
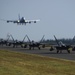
(0, 0, 75, 41)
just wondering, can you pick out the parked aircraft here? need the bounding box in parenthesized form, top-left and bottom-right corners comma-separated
(0, 39, 7, 46)
(5, 34, 45, 49)
(6, 34, 24, 47)
(0, 15, 40, 25)
(50, 35, 72, 53)
(0, 34, 12, 46)
(70, 36, 75, 51)
(24, 35, 45, 50)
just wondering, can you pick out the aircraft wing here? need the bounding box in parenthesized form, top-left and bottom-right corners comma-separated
(0, 18, 40, 24)
(26, 19, 40, 23)
(7, 20, 19, 23)
(0, 19, 18, 23)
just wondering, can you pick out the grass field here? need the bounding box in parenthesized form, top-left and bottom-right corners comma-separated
(0, 50, 75, 75)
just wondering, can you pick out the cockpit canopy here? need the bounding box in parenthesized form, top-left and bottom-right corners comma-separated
(21, 17, 25, 20)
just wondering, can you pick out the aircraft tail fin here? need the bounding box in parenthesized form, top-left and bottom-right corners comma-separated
(40, 35, 45, 43)
(18, 14, 20, 20)
(54, 35, 60, 46)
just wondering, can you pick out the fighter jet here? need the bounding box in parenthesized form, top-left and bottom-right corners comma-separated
(0, 15, 40, 25)
(53, 35, 71, 53)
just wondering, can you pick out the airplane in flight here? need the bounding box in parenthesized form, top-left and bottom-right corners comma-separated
(0, 15, 40, 25)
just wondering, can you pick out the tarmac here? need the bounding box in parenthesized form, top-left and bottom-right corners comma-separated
(0, 45, 75, 61)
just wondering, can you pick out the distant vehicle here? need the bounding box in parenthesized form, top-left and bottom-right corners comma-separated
(0, 15, 40, 25)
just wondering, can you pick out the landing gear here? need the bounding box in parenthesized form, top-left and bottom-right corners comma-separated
(67, 50, 70, 53)
(57, 50, 62, 53)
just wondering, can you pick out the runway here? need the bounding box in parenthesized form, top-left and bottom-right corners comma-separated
(0, 46, 75, 61)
